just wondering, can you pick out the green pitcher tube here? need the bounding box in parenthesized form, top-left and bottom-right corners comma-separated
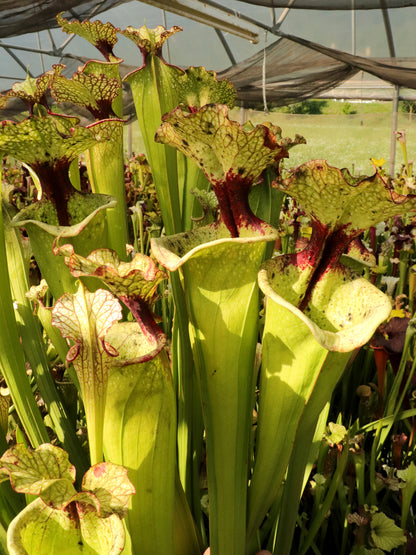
(247, 256, 392, 541)
(103, 352, 178, 555)
(152, 222, 278, 555)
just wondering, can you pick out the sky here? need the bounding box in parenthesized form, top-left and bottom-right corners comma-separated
(0, 1, 415, 90)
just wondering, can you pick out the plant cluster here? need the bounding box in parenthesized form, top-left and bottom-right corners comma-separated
(273, 98, 329, 114)
(0, 13, 416, 555)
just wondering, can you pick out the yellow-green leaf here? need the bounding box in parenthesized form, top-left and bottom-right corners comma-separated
(51, 65, 121, 119)
(55, 243, 166, 304)
(155, 103, 282, 186)
(120, 24, 181, 53)
(81, 462, 135, 518)
(0, 444, 75, 500)
(7, 497, 125, 555)
(278, 160, 416, 235)
(370, 511, 406, 551)
(57, 13, 121, 62)
(180, 66, 236, 110)
(0, 70, 55, 112)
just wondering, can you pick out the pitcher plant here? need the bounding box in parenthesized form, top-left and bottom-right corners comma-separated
(1, 12, 416, 555)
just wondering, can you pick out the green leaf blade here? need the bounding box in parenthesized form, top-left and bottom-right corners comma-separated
(0, 444, 75, 498)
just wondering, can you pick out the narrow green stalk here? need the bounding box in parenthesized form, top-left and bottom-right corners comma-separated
(126, 54, 182, 237)
(179, 155, 210, 231)
(0, 162, 49, 447)
(170, 272, 200, 505)
(359, 408, 416, 435)
(0, 428, 24, 528)
(298, 437, 350, 555)
(378, 321, 416, 449)
(337, 481, 350, 555)
(408, 265, 416, 314)
(249, 168, 285, 260)
(302, 402, 331, 496)
(264, 487, 284, 554)
(397, 250, 409, 297)
(0, 523, 7, 555)
(0, 480, 24, 531)
(249, 169, 283, 225)
(189, 388, 206, 547)
(173, 471, 203, 555)
(125, 36, 197, 501)
(397, 131, 411, 177)
(293, 518, 321, 555)
(138, 204, 145, 254)
(354, 446, 366, 508)
(3, 200, 87, 474)
(398, 464, 416, 531)
(368, 424, 382, 507)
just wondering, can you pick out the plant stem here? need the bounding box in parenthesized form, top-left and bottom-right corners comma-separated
(0, 159, 49, 448)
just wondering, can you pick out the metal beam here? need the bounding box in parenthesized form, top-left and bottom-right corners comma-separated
(201, 0, 275, 34)
(380, 0, 400, 176)
(0, 43, 34, 77)
(271, 0, 294, 31)
(380, 2, 396, 57)
(215, 29, 237, 66)
(0, 43, 57, 56)
(139, 0, 259, 43)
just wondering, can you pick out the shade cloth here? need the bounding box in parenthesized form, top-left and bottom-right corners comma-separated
(218, 32, 416, 104)
(0, 0, 126, 39)
(236, 0, 416, 9)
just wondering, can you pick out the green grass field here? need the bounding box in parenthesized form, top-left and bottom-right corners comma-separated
(236, 106, 416, 175)
(125, 100, 416, 177)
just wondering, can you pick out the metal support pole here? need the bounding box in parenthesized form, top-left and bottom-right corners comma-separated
(351, 2, 356, 56)
(215, 29, 237, 66)
(390, 85, 400, 176)
(271, 1, 295, 32)
(380, 0, 399, 176)
(0, 43, 34, 77)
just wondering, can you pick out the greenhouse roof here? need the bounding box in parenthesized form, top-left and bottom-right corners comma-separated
(1, 0, 416, 109)
(236, 0, 416, 8)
